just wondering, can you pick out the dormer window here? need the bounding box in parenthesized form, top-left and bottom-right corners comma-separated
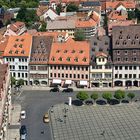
(14, 44, 17, 48)
(131, 40, 135, 45)
(66, 57, 71, 61)
(19, 44, 23, 48)
(124, 51, 128, 55)
(74, 57, 78, 62)
(21, 50, 25, 54)
(135, 34, 138, 39)
(64, 50, 68, 53)
(56, 50, 60, 53)
(15, 50, 19, 54)
(83, 57, 87, 62)
(119, 35, 122, 39)
(92, 48, 95, 52)
(21, 39, 24, 42)
(116, 40, 119, 45)
(16, 38, 19, 41)
(99, 48, 103, 52)
(9, 50, 12, 54)
(51, 57, 55, 61)
(58, 57, 62, 61)
(79, 50, 83, 53)
(72, 50, 75, 53)
(123, 40, 127, 45)
(94, 42, 97, 46)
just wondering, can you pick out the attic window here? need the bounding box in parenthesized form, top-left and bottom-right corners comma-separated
(92, 48, 95, 52)
(127, 35, 130, 39)
(14, 44, 17, 48)
(66, 57, 71, 61)
(116, 40, 119, 45)
(64, 50, 68, 53)
(105, 42, 108, 45)
(94, 42, 97, 46)
(120, 31, 122, 34)
(83, 57, 87, 62)
(21, 50, 25, 54)
(123, 40, 127, 45)
(135, 34, 138, 39)
(119, 35, 122, 39)
(21, 39, 24, 42)
(9, 50, 12, 54)
(74, 57, 78, 62)
(51, 57, 55, 61)
(58, 57, 62, 61)
(56, 50, 60, 53)
(16, 38, 19, 41)
(79, 50, 83, 53)
(131, 40, 135, 45)
(15, 50, 19, 54)
(19, 44, 23, 48)
(72, 50, 75, 53)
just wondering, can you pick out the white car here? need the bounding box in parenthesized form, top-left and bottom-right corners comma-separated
(20, 110, 26, 119)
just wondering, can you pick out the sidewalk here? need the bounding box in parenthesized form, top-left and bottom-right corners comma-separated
(7, 104, 21, 140)
(22, 85, 140, 91)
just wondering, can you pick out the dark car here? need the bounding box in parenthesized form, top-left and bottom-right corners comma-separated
(50, 87, 59, 92)
(62, 88, 73, 92)
(20, 125, 27, 140)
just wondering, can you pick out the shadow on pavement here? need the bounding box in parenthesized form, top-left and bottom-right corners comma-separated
(96, 100, 107, 105)
(108, 99, 119, 105)
(72, 100, 83, 106)
(122, 99, 129, 104)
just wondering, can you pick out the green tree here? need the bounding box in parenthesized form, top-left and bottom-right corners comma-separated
(76, 91, 89, 103)
(114, 90, 125, 103)
(11, 76, 16, 87)
(56, 4, 62, 15)
(74, 29, 85, 41)
(102, 92, 112, 103)
(39, 22, 47, 32)
(127, 93, 135, 103)
(128, 11, 135, 20)
(91, 92, 98, 104)
(17, 79, 24, 86)
(67, 3, 78, 12)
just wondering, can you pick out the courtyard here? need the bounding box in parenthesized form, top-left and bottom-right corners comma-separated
(50, 103, 140, 140)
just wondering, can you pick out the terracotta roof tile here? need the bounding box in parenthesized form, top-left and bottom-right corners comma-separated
(3, 33, 32, 57)
(49, 38, 90, 65)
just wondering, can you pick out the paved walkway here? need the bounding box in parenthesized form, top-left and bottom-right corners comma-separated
(49, 103, 140, 140)
(22, 85, 140, 91)
(7, 104, 21, 140)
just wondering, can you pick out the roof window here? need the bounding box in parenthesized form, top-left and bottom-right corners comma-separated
(83, 57, 87, 62)
(66, 57, 71, 61)
(21, 50, 25, 54)
(9, 50, 12, 54)
(58, 57, 62, 61)
(72, 50, 75, 53)
(74, 57, 78, 62)
(15, 50, 19, 54)
(79, 50, 83, 54)
(14, 44, 17, 48)
(64, 50, 68, 53)
(56, 50, 60, 53)
(16, 38, 19, 41)
(19, 44, 23, 48)
(51, 57, 55, 61)
(21, 38, 24, 42)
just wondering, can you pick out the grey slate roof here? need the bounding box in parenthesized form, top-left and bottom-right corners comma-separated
(80, 1, 101, 7)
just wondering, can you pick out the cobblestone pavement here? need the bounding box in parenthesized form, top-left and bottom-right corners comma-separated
(50, 103, 140, 140)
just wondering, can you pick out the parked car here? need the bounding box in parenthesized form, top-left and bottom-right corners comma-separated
(20, 110, 26, 119)
(43, 113, 49, 123)
(62, 88, 73, 93)
(50, 87, 59, 92)
(20, 125, 27, 140)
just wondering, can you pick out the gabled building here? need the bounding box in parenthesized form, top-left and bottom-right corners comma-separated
(29, 35, 53, 86)
(0, 64, 11, 140)
(4, 21, 27, 36)
(112, 25, 140, 87)
(48, 38, 90, 87)
(90, 35, 112, 87)
(3, 33, 32, 85)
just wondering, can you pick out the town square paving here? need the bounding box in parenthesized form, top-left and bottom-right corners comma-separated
(50, 103, 140, 140)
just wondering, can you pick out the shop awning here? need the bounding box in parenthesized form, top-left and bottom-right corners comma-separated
(79, 81, 87, 86)
(65, 80, 72, 84)
(52, 79, 61, 84)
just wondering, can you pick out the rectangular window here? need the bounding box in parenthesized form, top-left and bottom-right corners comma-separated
(58, 66, 60, 70)
(115, 66, 118, 70)
(82, 67, 84, 71)
(25, 73, 27, 78)
(115, 74, 118, 78)
(62, 66, 64, 70)
(50, 73, 52, 77)
(54, 73, 56, 77)
(54, 66, 56, 69)
(119, 66, 122, 70)
(78, 67, 80, 70)
(129, 66, 132, 70)
(74, 74, 76, 78)
(62, 74, 64, 77)
(66, 66, 68, 70)
(19, 66, 21, 70)
(129, 74, 132, 78)
(86, 75, 88, 79)
(82, 74, 84, 79)
(125, 74, 127, 78)
(22, 73, 24, 78)
(58, 73, 60, 77)
(134, 66, 136, 70)
(74, 66, 76, 70)
(119, 74, 122, 78)
(18, 73, 20, 78)
(133, 74, 136, 78)
(125, 66, 128, 70)
(78, 74, 80, 78)
(86, 67, 88, 71)
(66, 74, 68, 78)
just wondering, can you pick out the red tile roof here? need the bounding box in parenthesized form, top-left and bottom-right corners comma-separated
(3, 33, 32, 57)
(49, 38, 90, 65)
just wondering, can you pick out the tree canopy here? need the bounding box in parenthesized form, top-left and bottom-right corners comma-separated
(91, 92, 98, 101)
(127, 93, 135, 102)
(16, 7, 39, 27)
(66, 3, 78, 12)
(102, 92, 112, 102)
(114, 90, 125, 103)
(0, 0, 39, 8)
(56, 4, 63, 15)
(74, 29, 86, 41)
(76, 91, 89, 102)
